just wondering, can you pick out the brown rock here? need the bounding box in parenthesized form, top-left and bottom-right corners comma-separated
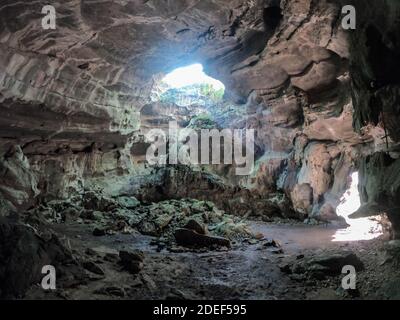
(291, 184, 313, 217)
(183, 219, 206, 235)
(174, 228, 230, 248)
(119, 250, 144, 274)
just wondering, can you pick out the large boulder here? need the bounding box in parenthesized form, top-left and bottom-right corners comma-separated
(0, 217, 81, 299)
(291, 183, 313, 217)
(174, 228, 231, 248)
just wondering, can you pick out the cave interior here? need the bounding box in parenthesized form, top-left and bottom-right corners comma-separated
(1, 0, 400, 300)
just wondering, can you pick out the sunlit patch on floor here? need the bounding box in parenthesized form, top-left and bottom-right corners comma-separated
(333, 172, 383, 242)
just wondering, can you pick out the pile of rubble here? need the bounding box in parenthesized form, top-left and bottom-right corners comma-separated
(30, 191, 256, 249)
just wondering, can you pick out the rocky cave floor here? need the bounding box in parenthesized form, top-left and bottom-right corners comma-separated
(8, 192, 400, 301)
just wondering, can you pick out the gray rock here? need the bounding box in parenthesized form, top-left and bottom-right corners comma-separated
(82, 261, 105, 275)
(92, 227, 106, 236)
(61, 207, 80, 222)
(103, 253, 119, 262)
(282, 251, 364, 280)
(138, 221, 158, 236)
(307, 251, 364, 274)
(119, 250, 144, 263)
(115, 196, 140, 209)
(94, 286, 126, 297)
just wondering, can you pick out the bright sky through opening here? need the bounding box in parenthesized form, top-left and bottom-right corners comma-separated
(333, 172, 383, 242)
(162, 63, 225, 90)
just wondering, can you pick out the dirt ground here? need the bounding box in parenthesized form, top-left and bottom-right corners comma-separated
(24, 219, 400, 300)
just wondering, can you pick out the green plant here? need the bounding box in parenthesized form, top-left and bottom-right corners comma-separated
(199, 83, 225, 102)
(188, 113, 216, 129)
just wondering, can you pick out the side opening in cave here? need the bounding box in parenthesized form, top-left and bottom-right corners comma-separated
(333, 172, 383, 242)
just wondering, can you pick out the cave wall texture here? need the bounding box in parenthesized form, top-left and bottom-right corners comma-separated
(0, 0, 399, 234)
(343, 0, 400, 234)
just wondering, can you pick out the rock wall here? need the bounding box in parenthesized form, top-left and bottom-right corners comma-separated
(342, 0, 400, 236)
(0, 0, 398, 229)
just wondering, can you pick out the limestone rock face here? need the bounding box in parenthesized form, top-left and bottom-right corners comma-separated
(0, 145, 39, 212)
(290, 184, 313, 218)
(0, 0, 399, 232)
(342, 0, 400, 235)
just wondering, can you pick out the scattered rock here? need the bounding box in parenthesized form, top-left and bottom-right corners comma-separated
(184, 219, 206, 235)
(254, 233, 264, 240)
(132, 199, 253, 242)
(130, 278, 143, 288)
(247, 239, 258, 245)
(138, 221, 158, 236)
(94, 286, 125, 297)
(83, 191, 118, 212)
(115, 196, 140, 209)
(85, 248, 98, 256)
(380, 279, 400, 299)
(306, 288, 341, 300)
(281, 251, 364, 280)
(307, 251, 364, 274)
(61, 207, 80, 222)
(385, 240, 400, 264)
(174, 228, 231, 248)
(82, 261, 105, 275)
(262, 239, 280, 248)
(40, 196, 254, 248)
(279, 263, 292, 274)
(81, 210, 103, 221)
(122, 260, 143, 274)
(103, 253, 119, 262)
(119, 250, 144, 263)
(141, 274, 157, 291)
(119, 250, 144, 274)
(166, 288, 190, 300)
(92, 227, 106, 236)
(154, 214, 173, 229)
(168, 246, 188, 253)
(386, 239, 400, 253)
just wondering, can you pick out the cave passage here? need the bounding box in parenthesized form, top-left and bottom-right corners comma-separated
(1, 0, 400, 302)
(333, 172, 383, 242)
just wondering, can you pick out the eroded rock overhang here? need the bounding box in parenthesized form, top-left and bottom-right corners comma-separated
(0, 0, 399, 235)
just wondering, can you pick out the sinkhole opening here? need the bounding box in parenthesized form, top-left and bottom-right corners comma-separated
(158, 63, 226, 106)
(162, 63, 225, 90)
(333, 172, 383, 242)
